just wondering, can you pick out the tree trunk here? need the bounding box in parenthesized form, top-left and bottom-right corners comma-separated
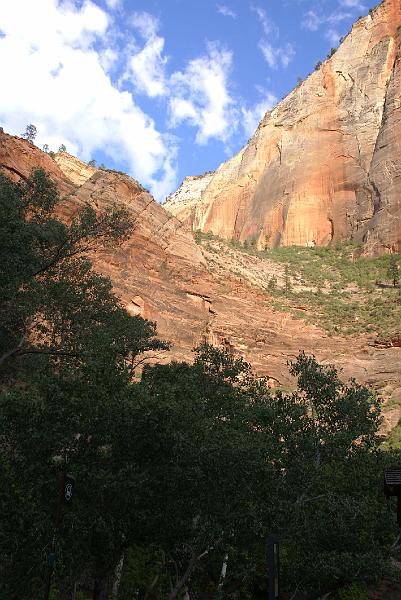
(112, 553, 125, 600)
(218, 554, 229, 590)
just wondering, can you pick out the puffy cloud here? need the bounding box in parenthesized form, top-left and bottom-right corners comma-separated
(169, 42, 237, 145)
(0, 1, 289, 200)
(217, 4, 237, 18)
(126, 12, 168, 98)
(0, 0, 176, 200)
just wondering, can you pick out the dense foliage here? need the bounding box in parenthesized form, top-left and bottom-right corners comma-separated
(0, 171, 400, 599)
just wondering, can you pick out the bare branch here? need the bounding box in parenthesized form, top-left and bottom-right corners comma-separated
(0, 343, 86, 368)
(132, 355, 163, 370)
(18, 347, 86, 358)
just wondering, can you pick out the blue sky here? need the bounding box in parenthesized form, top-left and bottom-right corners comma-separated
(0, 0, 378, 200)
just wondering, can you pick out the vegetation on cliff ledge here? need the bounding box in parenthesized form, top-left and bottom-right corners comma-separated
(195, 231, 401, 344)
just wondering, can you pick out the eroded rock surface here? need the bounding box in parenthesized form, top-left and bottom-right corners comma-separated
(54, 151, 97, 186)
(165, 0, 401, 252)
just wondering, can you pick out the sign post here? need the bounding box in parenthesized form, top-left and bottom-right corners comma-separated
(43, 473, 75, 600)
(384, 468, 401, 526)
(267, 535, 280, 600)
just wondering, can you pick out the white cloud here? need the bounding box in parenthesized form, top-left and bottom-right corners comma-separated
(127, 12, 168, 98)
(105, 0, 121, 9)
(259, 39, 295, 69)
(241, 90, 277, 138)
(130, 11, 159, 39)
(169, 42, 237, 145)
(325, 28, 341, 46)
(339, 0, 366, 9)
(251, 5, 277, 36)
(217, 4, 237, 18)
(302, 8, 352, 31)
(252, 5, 294, 70)
(327, 11, 353, 24)
(302, 10, 321, 31)
(0, 0, 176, 201)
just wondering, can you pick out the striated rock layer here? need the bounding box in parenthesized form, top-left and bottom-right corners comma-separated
(164, 0, 401, 252)
(54, 151, 97, 186)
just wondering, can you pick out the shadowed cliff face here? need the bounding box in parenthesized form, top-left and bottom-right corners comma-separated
(165, 0, 401, 252)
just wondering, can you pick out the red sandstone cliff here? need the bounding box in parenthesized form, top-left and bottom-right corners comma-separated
(165, 0, 401, 252)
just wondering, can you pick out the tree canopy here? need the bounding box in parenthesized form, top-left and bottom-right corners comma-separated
(0, 169, 399, 600)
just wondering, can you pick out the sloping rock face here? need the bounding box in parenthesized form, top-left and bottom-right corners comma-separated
(164, 0, 401, 252)
(0, 130, 206, 362)
(165, 173, 215, 226)
(54, 151, 97, 186)
(1, 130, 401, 431)
(0, 132, 71, 193)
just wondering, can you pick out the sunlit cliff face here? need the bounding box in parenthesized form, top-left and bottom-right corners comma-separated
(165, 0, 401, 254)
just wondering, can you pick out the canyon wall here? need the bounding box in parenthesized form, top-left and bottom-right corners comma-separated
(2, 130, 401, 422)
(165, 0, 401, 252)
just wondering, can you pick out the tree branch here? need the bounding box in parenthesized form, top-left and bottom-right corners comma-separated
(0, 330, 27, 368)
(0, 344, 86, 368)
(167, 547, 210, 600)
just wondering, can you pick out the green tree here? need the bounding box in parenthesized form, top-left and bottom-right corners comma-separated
(0, 169, 397, 598)
(267, 275, 277, 291)
(119, 349, 393, 599)
(22, 123, 37, 143)
(88, 159, 97, 167)
(263, 354, 391, 598)
(0, 169, 169, 599)
(0, 169, 137, 377)
(284, 264, 292, 292)
(58, 143, 67, 152)
(387, 254, 400, 287)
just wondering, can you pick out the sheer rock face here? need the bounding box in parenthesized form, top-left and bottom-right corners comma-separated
(54, 152, 97, 186)
(164, 174, 215, 226)
(164, 0, 401, 252)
